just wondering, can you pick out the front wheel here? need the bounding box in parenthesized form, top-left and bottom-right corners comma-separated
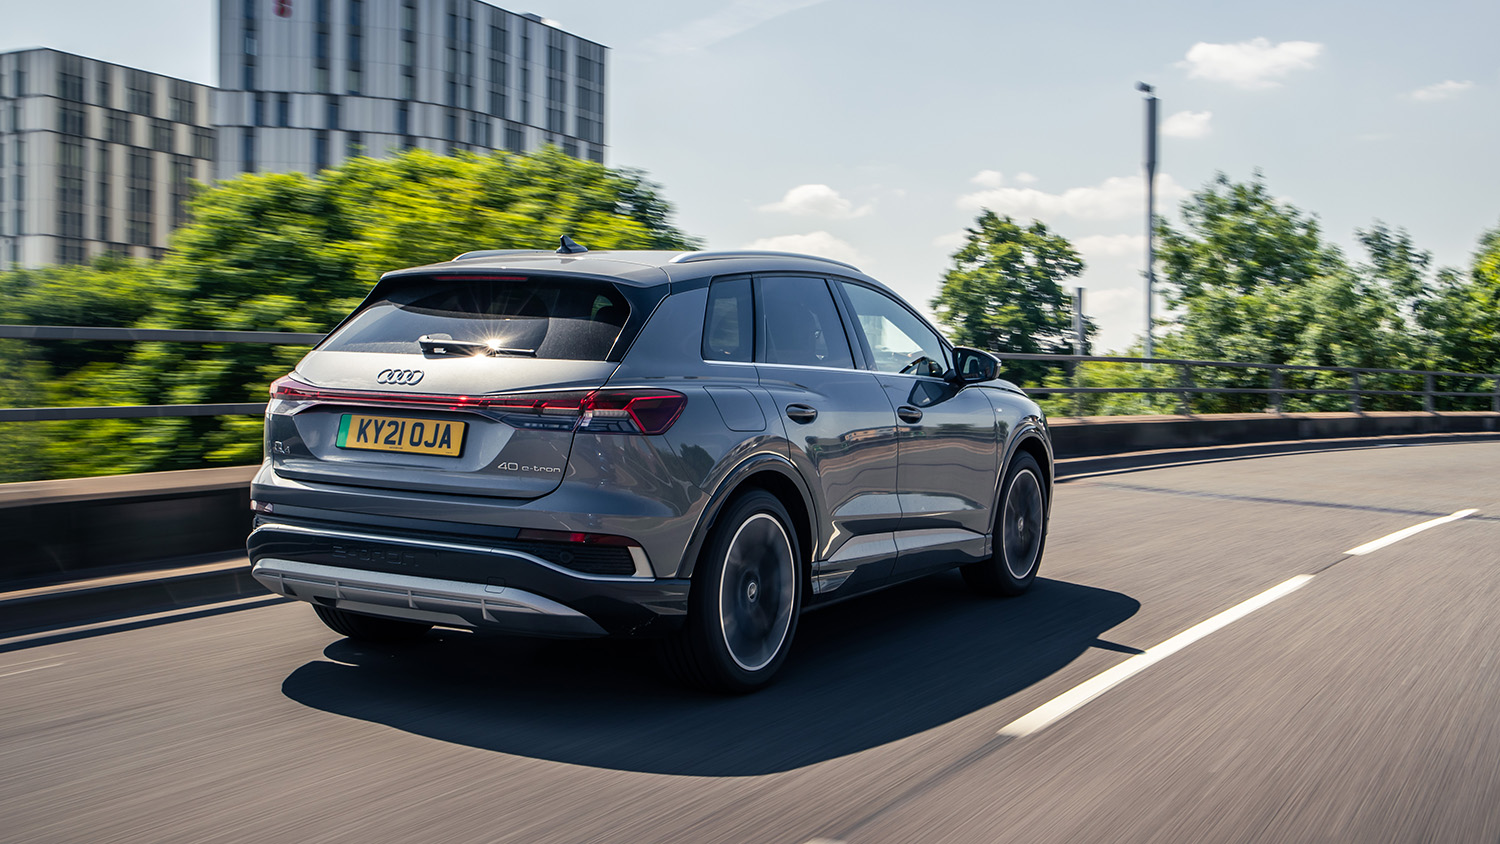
(662, 490, 802, 693)
(962, 452, 1048, 597)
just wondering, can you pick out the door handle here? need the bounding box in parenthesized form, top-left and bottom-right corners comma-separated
(785, 404, 818, 424)
(897, 406, 924, 424)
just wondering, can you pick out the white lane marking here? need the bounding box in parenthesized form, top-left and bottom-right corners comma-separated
(998, 575, 1315, 738)
(0, 653, 72, 670)
(1344, 509, 1478, 555)
(0, 662, 64, 678)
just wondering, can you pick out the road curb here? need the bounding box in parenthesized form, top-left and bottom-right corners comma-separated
(0, 559, 269, 638)
(1054, 430, 1500, 481)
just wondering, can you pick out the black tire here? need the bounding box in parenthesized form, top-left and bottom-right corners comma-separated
(962, 452, 1048, 597)
(312, 604, 433, 643)
(662, 490, 802, 693)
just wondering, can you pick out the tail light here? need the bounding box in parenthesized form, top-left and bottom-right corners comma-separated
(266, 375, 686, 435)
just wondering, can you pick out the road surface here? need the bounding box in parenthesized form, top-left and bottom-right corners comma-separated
(3, 441, 1499, 843)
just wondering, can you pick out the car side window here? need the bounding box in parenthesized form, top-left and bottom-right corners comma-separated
(839, 282, 950, 377)
(756, 276, 855, 369)
(703, 277, 754, 362)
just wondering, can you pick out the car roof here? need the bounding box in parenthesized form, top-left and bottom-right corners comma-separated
(379, 249, 875, 288)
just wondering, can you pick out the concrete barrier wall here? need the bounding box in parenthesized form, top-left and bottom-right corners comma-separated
(3, 412, 1497, 587)
(1047, 410, 1500, 458)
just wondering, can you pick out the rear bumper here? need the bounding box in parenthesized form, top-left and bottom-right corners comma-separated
(253, 558, 613, 637)
(248, 520, 691, 638)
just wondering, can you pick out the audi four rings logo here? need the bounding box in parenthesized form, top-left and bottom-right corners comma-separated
(376, 369, 425, 385)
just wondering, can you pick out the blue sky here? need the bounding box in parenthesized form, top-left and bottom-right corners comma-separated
(7, 0, 1498, 350)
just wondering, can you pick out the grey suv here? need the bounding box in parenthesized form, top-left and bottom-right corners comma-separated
(249, 241, 1053, 692)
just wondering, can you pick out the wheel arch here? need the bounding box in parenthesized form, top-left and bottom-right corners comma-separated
(678, 453, 816, 583)
(998, 421, 1054, 516)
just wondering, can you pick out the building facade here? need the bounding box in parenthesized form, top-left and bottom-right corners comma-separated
(0, 49, 216, 266)
(215, 0, 607, 180)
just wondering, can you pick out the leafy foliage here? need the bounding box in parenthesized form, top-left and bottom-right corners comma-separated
(932, 211, 1094, 385)
(0, 146, 699, 480)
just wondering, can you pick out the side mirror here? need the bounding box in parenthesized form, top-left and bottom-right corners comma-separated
(950, 346, 999, 384)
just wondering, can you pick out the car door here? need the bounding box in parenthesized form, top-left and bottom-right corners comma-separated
(835, 280, 999, 578)
(753, 275, 902, 596)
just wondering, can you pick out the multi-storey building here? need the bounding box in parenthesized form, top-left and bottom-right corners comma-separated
(0, 48, 216, 266)
(215, 0, 607, 180)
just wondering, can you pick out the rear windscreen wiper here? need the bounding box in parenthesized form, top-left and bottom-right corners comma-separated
(418, 335, 537, 357)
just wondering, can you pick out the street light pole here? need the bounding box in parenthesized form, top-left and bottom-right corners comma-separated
(1137, 82, 1158, 359)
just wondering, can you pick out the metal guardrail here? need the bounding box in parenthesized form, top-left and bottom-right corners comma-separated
(998, 353, 1500, 414)
(4, 325, 1500, 419)
(0, 324, 323, 423)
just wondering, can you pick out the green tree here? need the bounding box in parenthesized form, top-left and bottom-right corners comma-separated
(931, 211, 1093, 385)
(3, 146, 700, 480)
(1156, 174, 1423, 411)
(1419, 223, 1500, 399)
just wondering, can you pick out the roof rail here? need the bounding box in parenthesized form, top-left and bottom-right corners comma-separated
(451, 249, 548, 261)
(668, 250, 862, 272)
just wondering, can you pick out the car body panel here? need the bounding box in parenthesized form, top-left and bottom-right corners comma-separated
(248, 248, 1054, 640)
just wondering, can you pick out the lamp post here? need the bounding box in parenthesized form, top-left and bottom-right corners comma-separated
(1137, 81, 1158, 359)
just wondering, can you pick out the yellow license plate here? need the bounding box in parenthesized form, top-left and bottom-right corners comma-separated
(336, 414, 466, 457)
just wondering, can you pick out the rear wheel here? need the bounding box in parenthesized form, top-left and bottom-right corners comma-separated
(962, 452, 1047, 597)
(312, 604, 433, 643)
(663, 490, 802, 693)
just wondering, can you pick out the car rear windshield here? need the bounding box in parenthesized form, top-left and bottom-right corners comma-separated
(320, 276, 631, 360)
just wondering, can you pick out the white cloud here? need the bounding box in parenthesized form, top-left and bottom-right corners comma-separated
(643, 0, 832, 55)
(958, 173, 1189, 221)
(971, 170, 1006, 189)
(1407, 80, 1475, 102)
(1076, 234, 1146, 258)
(745, 232, 866, 267)
(760, 184, 873, 219)
(1014, 172, 1039, 185)
(1178, 38, 1322, 89)
(1162, 110, 1213, 139)
(933, 230, 967, 252)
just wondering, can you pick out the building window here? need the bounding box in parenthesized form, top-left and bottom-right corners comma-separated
(506, 125, 523, 152)
(172, 156, 194, 229)
(314, 0, 330, 93)
(59, 58, 86, 102)
(277, 93, 290, 127)
(396, 103, 409, 135)
(170, 81, 196, 123)
(241, 128, 256, 172)
(105, 111, 130, 144)
(152, 119, 175, 153)
(253, 93, 266, 126)
(127, 70, 153, 114)
(96, 65, 112, 107)
(59, 105, 87, 136)
(347, 0, 364, 94)
(193, 128, 216, 160)
(313, 130, 329, 172)
(326, 96, 340, 130)
(128, 150, 153, 246)
(346, 132, 363, 159)
(96, 144, 111, 242)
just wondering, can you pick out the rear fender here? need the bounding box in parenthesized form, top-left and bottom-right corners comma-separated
(676, 452, 817, 582)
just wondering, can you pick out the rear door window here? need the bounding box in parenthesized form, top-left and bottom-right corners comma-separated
(756, 276, 855, 369)
(320, 277, 630, 360)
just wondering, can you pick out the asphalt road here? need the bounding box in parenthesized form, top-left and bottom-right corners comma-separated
(3, 441, 1499, 844)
